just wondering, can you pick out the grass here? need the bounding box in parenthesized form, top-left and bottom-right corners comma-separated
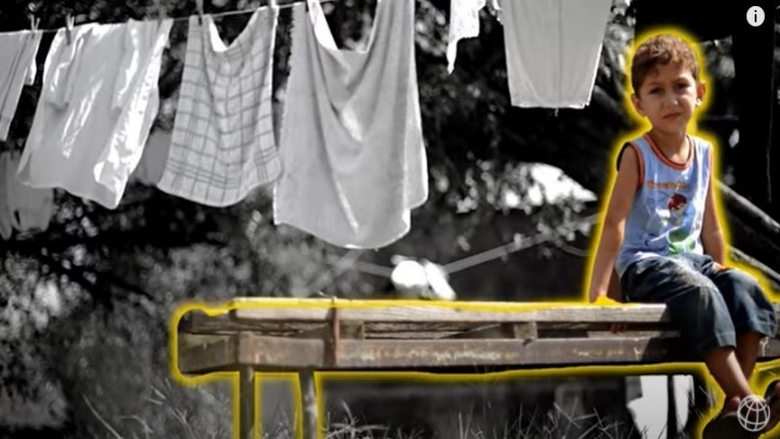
(74, 380, 683, 439)
(282, 399, 660, 439)
(0, 288, 709, 439)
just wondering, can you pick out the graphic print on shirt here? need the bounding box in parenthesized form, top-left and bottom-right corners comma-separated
(640, 177, 696, 255)
(665, 192, 697, 254)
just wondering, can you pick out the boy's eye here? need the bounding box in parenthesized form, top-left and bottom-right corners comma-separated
(649, 88, 661, 94)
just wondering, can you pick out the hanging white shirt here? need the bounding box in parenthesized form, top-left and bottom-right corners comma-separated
(499, 0, 612, 109)
(0, 30, 42, 141)
(156, 6, 281, 207)
(17, 19, 173, 209)
(447, 0, 486, 73)
(274, 0, 428, 249)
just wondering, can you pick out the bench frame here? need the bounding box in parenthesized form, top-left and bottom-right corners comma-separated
(173, 298, 780, 439)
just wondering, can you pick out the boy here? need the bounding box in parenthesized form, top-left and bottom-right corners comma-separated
(587, 33, 779, 438)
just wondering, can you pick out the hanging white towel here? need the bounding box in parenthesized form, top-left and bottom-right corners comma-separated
(5, 150, 53, 234)
(447, 0, 486, 74)
(274, 0, 428, 249)
(156, 6, 281, 207)
(500, 0, 612, 108)
(17, 19, 173, 209)
(0, 30, 42, 141)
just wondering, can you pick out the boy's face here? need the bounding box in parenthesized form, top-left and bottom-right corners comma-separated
(630, 61, 705, 135)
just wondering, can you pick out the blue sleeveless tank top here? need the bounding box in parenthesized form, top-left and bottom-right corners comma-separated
(614, 133, 713, 277)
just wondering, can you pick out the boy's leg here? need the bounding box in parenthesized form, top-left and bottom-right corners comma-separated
(695, 255, 780, 430)
(735, 332, 762, 380)
(621, 256, 754, 406)
(697, 256, 778, 380)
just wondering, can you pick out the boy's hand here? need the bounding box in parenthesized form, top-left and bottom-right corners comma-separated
(588, 289, 605, 304)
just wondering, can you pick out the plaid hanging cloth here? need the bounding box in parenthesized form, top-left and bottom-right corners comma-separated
(157, 5, 281, 207)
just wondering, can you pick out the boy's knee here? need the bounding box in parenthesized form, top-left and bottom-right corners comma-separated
(723, 269, 770, 303)
(726, 268, 759, 286)
(719, 268, 778, 336)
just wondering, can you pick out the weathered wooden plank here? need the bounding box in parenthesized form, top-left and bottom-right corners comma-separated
(178, 333, 228, 349)
(186, 313, 489, 336)
(229, 334, 673, 368)
(222, 333, 780, 370)
(236, 336, 324, 369)
(230, 301, 676, 323)
(230, 301, 780, 330)
(445, 323, 538, 340)
(182, 312, 680, 339)
(366, 322, 486, 333)
(342, 338, 681, 367)
(183, 315, 679, 339)
(178, 335, 238, 374)
(178, 332, 780, 373)
(184, 313, 322, 335)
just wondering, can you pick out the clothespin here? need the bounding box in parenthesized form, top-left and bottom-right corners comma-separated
(65, 15, 74, 45)
(28, 13, 39, 32)
(195, 0, 204, 25)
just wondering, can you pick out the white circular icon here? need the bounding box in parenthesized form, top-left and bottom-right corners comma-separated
(737, 395, 771, 432)
(747, 6, 765, 26)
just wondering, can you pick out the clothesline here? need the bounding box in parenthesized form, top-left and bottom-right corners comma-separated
(306, 213, 597, 297)
(17, 0, 336, 34)
(0, 0, 614, 253)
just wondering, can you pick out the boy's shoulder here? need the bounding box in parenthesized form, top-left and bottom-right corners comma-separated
(622, 132, 712, 147)
(616, 132, 713, 171)
(621, 132, 714, 154)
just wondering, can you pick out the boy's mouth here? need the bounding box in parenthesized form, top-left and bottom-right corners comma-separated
(663, 112, 682, 120)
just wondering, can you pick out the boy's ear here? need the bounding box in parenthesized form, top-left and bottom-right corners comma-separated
(696, 81, 707, 106)
(630, 93, 645, 116)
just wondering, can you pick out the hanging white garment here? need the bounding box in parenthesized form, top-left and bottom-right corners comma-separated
(0, 152, 17, 240)
(17, 19, 173, 209)
(447, 0, 486, 74)
(130, 127, 171, 186)
(156, 6, 281, 207)
(274, 0, 428, 249)
(0, 30, 42, 141)
(5, 150, 53, 234)
(500, 0, 612, 108)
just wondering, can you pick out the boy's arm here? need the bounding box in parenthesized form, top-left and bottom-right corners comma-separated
(701, 156, 726, 266)
(588, 144, 640, 303)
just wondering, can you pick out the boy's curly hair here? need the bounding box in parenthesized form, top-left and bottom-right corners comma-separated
(630, 34, 699, 93)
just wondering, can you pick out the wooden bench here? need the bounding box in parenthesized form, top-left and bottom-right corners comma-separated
(173, 297, 780, 439)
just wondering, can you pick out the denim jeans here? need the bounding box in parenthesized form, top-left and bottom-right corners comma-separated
(620, 253, 777, 359)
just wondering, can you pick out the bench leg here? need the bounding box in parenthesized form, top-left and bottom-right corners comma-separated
(240, 366, 255, 439)
(299, 369, 318, 439)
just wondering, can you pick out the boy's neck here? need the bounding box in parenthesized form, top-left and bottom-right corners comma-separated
(648, 128, 689, 158)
